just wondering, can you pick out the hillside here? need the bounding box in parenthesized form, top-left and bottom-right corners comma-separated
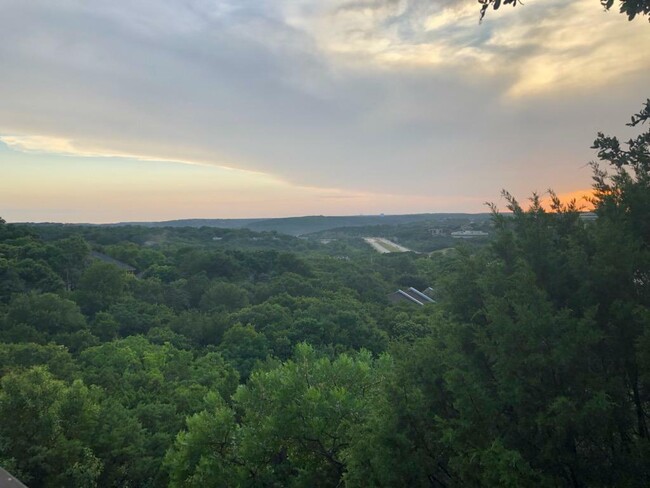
(116, 213, 491, 236)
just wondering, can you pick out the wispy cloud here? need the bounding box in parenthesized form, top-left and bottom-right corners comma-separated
(0, 134, 271, 175)
(1, 135, 83, 156)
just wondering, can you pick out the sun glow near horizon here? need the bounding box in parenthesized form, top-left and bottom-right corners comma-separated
(0, 140, 498, 223)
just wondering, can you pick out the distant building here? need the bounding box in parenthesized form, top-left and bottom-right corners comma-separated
(451, 230, 488, 239)
(423, 287, 436, 299)
(91, 251, 136, 273)
(388, 287, 436, 306)
(430, 228, 445, 236)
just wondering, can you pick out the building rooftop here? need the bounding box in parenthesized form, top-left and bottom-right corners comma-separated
(388, 287, 436, 306)
(91, 251, 136, 272)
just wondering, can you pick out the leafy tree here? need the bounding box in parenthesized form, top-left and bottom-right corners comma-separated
(199, 282, 249, 313)
(104, 242, 166, 270)
(79, 337, 238, 484)
(184, 272, 212, 308)
(230, 303, 295, 359)
(218, 324, 269, 379)
(0, 343, 78, 381)
(169, 310, 229, 346)
(89, 398, 149, 487)
(143, 264, 180, 283)
(1, 292, 89, 348)
(107, 297, 175, 336)
(50, 235, 90, 290)
(0, 257, 24, 302)
(289, 294, 387, 355)
(165, 395, 239, 488)
(12, 259, 64, 293)
(167, 344, 391, 487)
(265, 272, 316, 299)
(0, 367, 102, 487)
(75, 261, 128, 314)
(177, 249, 243, 280)
(80, 336, 237, 410)
(479, 0, 650, 22)
(589, 99, 650, 443)
(90, 311, 120, 342)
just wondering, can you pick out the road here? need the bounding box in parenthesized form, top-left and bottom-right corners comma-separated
(363, 237, 412, 254)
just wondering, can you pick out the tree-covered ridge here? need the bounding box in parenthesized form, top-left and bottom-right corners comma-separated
(0, 101, 649, 486)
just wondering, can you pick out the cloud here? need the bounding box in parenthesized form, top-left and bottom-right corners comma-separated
(0, 0, 648, 220)
(286, 0, 650, 97)
(0, 134, 267, 174)
(1, 135, 83, 156)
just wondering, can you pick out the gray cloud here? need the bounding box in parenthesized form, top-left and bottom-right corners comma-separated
(1, 0, 649, 206)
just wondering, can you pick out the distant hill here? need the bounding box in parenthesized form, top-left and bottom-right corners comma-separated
(114, 218, 263, 229)
(116, 213, 491, 236)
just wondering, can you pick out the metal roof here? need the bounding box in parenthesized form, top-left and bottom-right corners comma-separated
(91, 251, 136, 272)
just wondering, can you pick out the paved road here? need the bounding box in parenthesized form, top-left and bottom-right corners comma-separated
(363, 237, 412, 253)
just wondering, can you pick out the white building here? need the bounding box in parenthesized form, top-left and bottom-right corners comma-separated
(450, 230, 489, 239)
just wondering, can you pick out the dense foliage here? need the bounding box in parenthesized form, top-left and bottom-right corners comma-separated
(0, 102, 648, 486)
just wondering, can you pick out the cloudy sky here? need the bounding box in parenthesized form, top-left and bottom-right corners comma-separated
(1, 0, 648, 222)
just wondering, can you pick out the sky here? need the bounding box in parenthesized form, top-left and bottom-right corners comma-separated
(1, 0, 649, 223)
